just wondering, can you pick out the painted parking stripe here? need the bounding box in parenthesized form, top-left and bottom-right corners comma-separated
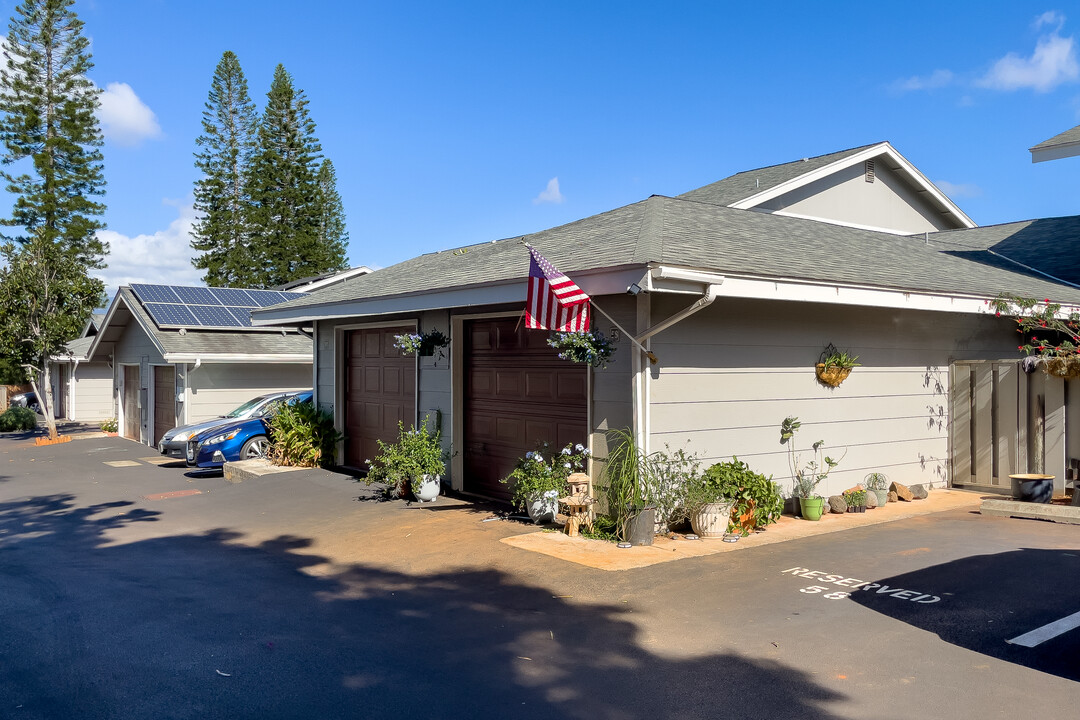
(143, 490, 202, 501)
(103, 460, 142, 468)
(139, 456, 174, 465)
(1007, 610, 1080, 648)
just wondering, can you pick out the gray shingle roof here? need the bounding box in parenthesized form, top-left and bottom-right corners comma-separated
(257, 196, 1080, 316)
(119, 288, 310, 356)
(677, 143, 881, 206)
(59, 335, 94, 359)
(1030, 123, 1080, 152)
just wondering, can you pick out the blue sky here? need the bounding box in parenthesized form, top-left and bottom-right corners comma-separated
(4, 1, 1080, 291)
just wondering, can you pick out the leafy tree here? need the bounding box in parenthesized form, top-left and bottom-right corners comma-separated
(0, 0, 106, 439)
(191, 50, 258, 287)
(245, 64, 338, 288)
(315, 158, 348, 272)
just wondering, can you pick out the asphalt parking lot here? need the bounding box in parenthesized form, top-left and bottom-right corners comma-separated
(1, 433, 1078, 719)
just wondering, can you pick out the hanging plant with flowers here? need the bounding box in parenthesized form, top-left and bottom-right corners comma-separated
(547, 328, 614, 369)
(990, 293, 1080, 378)
(393, 328, 450, 360)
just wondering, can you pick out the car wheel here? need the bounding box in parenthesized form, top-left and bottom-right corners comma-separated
(240, 435, 268, 460)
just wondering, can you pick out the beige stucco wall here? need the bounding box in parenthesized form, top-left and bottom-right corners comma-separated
(186, 362, 311, 423)
(756, 163, 955, 234)
(646, 294, 1019, 497)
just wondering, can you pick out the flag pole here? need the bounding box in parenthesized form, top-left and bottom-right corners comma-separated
(590, 301, 658, 365)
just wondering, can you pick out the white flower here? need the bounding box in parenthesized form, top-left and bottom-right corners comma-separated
(563, 463, 571, 469)
(575, 443, 585, 452)
(561, 447, 571, 455)
(542, 489, 559, 498)
(525, 451, 533, 459)
(534, 454, 544, 463)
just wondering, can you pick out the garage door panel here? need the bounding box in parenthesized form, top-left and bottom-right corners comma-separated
(525, 372, 553, 399)
(464, 318, 587, 500)
(344, 326, 416, 469)
(153, 366, 176, 446)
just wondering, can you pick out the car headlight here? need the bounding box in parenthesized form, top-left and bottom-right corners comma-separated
(206, 429, 240, 445)
(171, 431, 190, 442)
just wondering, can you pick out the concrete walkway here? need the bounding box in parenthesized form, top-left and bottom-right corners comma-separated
(501, 489, 984, 570)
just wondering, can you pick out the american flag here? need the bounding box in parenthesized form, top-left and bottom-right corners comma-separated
(525, 244, 591, 331)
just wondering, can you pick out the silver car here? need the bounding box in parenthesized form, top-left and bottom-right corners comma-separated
(158, 391, 308, 459)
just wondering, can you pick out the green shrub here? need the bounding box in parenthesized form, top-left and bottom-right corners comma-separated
(267, 402, 343, 468)
(364, 418, 446, 494)
(699, 458, 783, 536)
(0, 406, 37, 432)
(501, 442, 588, 510)
(100, 417, 118, 433)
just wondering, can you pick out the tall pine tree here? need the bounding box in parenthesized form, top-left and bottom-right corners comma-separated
(315, 159, 348, 273)
(245, 64, 345, 288)
(191, 51, 258, 287)
(0, 0, 106, 439)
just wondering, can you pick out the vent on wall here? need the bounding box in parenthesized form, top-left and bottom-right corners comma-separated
(865, 159, 876, 183)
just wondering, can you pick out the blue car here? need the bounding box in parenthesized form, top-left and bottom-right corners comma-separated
(185, 392, 313, 469)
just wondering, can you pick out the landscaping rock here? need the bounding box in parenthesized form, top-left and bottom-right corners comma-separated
(843, 484, 866, 495)
(829, 495, 847, 514)
(888, 491, 898, 503)
(865, 490, 878, 508)
(890, 482, 914, 502)
(911, 484, 929, 500)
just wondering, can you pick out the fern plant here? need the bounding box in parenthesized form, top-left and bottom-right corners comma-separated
(267, 403, 343, 468)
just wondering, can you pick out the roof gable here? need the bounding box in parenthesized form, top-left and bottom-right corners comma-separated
(1030, 123, 1080, 163)
(680, 142, 974, 234)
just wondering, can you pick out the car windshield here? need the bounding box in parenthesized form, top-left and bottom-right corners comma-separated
(224, 395, 274, 418)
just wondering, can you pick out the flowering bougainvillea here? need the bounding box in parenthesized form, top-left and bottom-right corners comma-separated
(989, 293, 1080, 359)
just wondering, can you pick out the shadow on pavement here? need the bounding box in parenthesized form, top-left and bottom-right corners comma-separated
(0, 492, 849, 720)
(849, 547, 1080, 681)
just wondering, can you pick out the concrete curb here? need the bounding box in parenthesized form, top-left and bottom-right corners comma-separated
(980, 498, 1080, 525)
(223, 459, 306, 484)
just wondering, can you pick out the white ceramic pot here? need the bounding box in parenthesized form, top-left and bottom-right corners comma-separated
(526, 493, 559, 524)
(412, 474, 441, 503)
(689, 500, 735, 538)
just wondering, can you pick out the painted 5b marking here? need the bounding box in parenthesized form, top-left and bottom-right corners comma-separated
(799, 586, 850, 599)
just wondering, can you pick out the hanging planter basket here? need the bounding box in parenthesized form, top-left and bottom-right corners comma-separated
(815, 364, 852, 388)
(1042, 356, 1080, 379)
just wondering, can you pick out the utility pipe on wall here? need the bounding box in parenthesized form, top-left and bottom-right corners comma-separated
(633, 267, 726, 344)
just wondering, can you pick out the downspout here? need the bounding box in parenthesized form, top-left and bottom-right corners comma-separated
(297, 326, 317, 407)
(70, 357, 81, 421)
(634, 267, 725, 344)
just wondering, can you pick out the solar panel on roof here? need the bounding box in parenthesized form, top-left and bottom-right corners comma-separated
(188, 305, 244, 328)
(173, 286, 222, 305)
(244, 289, 291, 307)
(227, 307, 253, 326)
(131, 284, 181, 303)
(143, 303, 198, 327)
(209, 287, 257, 306)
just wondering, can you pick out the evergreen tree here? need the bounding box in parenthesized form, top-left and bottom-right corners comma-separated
(315, 159, 349, 272)
(0, 0, 106, 439)
(245, 64, 326, 288)
(191, 50, 258, 287)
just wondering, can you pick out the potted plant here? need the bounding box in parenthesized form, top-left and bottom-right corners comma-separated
(864, 472, 889, 507)
(781, 416, 843, 521)
(693, 458, 783, 536)
(393, 329, 450, 361)
(547, 329, 615, 369)
(503, 442, 589, 523)
(599, 429, 655, 544)
(815, 344, 860, 387)
(842, 488, 867, 513)
(100, 417, 118, 436)
(364, 418, 447, 502)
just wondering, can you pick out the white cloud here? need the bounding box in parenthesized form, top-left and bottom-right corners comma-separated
(978, 18, 1079, 92)
(934, 180, 982, 198)
(96, 82, 162, 146)
(532, 177, 564, 205)
(93, 202, 204, 295)
(893, 69, 954, 93)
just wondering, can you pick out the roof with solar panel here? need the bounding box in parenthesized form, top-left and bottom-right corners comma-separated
(128, 284, 309, 331)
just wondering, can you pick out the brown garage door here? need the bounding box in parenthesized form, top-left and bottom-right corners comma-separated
(123, 365, 140, 440)
(344, 326, 416, 469)
(464, 318, 588, 501)
(153, 365, 176, 446)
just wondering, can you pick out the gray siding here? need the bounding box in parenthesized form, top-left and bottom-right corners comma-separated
(187, 363, 311, 423)
(757, 163, 952, 234)
(647, 295, 1019, 497)
(71, 361, 113, 422)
